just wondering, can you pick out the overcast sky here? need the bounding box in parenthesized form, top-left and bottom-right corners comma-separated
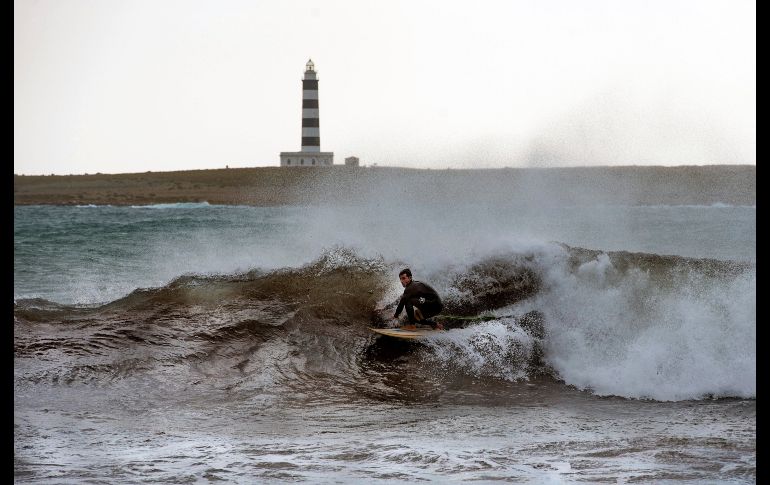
(15, 0, 755, 175)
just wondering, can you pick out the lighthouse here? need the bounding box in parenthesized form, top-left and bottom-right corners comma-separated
(280, 59, 334, 167)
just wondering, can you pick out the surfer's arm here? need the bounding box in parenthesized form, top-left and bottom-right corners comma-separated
(394, 296, 417, 323)
(394, 297, 405, 318)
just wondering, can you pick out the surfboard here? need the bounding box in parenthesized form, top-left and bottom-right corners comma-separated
(369, 327, 444, 340)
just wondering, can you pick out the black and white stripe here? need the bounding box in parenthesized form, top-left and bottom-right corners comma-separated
(301, 60, 320, 152)
(279, 59, 333, 167)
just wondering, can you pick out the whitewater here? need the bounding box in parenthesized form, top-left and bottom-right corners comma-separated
(14, 191, 755, 483)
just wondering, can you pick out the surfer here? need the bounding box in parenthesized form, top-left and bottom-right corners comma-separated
(393, 268, 444, 330)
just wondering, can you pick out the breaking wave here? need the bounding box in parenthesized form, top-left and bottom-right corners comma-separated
(14, 244, 755, 402)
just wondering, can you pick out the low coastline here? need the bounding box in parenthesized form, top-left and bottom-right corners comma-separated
(14, 165, 756, 207)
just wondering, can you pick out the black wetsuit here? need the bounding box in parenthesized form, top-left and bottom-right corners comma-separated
(394, 280, 443, 325)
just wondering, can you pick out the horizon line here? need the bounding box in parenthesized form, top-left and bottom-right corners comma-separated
(13, 162, 757, 177)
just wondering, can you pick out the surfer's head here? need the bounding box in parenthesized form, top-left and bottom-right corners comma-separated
(398, 268, 412, 287)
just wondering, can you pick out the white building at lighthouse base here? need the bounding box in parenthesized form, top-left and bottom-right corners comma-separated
(280, 151, 334, 167)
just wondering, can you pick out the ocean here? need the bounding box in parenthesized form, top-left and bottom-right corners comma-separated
(14, 190, 756, 483)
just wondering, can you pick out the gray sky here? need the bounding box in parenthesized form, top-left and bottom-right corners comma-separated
(15, 0, 755, 175)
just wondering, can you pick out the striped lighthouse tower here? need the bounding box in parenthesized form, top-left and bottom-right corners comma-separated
(301, 59, 320, 152)
(280, 59, 334, 167)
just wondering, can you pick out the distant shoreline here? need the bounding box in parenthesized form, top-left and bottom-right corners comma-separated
(14, 165, 756, 207)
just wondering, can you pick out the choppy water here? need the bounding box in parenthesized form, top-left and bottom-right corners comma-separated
(14, 197, 755, 483)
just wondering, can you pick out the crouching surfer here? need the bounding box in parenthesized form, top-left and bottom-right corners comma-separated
(393, 268, 444, 330)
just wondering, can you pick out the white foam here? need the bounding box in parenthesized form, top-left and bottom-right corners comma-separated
(533, 248, 756, 401)
(425, 318, 538, 381)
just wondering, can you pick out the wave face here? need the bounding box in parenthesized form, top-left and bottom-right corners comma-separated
(14, 244, 755, 402)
